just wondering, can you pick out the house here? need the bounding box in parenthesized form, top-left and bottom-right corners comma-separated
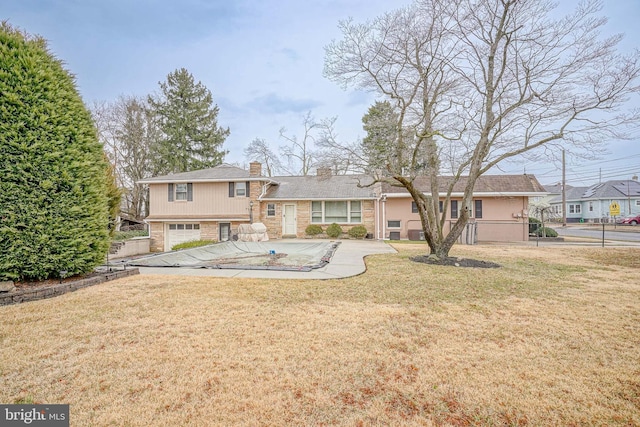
(547, 178, 640, 223)
(378, 175, 547, 242)
(138, 163, 378, 251)
(139, 163, 547, 251)
(259, 168, 378, 239)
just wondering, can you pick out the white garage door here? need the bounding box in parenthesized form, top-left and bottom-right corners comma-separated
(167, 223, 201, 250)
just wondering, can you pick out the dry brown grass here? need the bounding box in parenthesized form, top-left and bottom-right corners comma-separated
(1, 244, 639, 426)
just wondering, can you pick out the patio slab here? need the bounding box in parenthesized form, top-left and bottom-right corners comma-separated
(135, 240, 397, 280)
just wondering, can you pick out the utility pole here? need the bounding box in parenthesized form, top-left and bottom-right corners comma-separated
(562, 150, 566, 227)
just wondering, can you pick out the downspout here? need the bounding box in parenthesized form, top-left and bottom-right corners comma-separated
(381, 194, 387, 240)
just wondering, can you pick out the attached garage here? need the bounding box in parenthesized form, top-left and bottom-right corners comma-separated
(166, 223, 201, 250)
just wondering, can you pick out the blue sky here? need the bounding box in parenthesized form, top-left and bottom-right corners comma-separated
(3, 0, 639, 186)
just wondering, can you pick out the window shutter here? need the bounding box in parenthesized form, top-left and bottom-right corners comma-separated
(228, 182, 235, 197)
(168, 183, 174, 202)
(187, 183, 193, 201)
(475, 200, 483, 218)
(246, 181, 251, 197)
(451, 200, 458, 219)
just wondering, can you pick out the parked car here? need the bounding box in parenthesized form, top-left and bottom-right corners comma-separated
(617, 214, 640, 225)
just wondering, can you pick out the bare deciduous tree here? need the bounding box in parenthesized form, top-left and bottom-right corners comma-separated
(92, 96, 158, 221)
(325, 0, 640, 259)
(244, 138, 282, 177)
(279, 111, 320, 176)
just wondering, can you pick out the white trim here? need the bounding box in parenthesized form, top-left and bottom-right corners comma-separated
(145, 217, 248, 222)
(138, 177, 278, 184)
(382, 192, 547, 198)
(260, 197, 377, 201)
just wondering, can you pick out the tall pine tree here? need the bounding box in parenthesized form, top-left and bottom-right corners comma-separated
(0, 23, 113, 280)
(148, 68, 229, 174)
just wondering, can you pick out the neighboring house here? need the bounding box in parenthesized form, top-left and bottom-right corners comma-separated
(547, 178, 640, 223)
(378, 175, 547, 242)
(139, 163, 547, 251)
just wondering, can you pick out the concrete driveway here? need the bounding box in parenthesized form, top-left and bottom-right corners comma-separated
(135, 240, 397, 280)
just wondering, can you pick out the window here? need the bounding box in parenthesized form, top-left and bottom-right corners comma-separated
(350, 201, 362, 222)
(475, 200, 483, 219)
(451, 200, 458, 219)
(235, 182, 246, 197)
(229, 181, 249, 197)
(311, 201, 363, 223)
(168, 183, 193, 202)
(312, 201, 323, 223)
(569, 204, 581, 214)
(636, 200, 640, 206)
(267, 203, 276, 217)
(169, 223, 199, 230)
(439, 201, 443, 213)
(387, 220, 401, 228)
(589, 202, 593, 212)
(176, 184, 188, 201)
(414, 201, 443, 213)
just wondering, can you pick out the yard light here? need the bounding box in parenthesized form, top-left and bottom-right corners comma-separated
(249, 200, 254, 224)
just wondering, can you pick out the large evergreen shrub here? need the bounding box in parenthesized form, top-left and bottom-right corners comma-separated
(0, 24, 112, 280)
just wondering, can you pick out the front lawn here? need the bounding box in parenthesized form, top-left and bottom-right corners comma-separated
(1, 244, 638, 426)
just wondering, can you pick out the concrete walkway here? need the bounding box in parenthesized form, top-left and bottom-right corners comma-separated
(135, 240, 397, 280)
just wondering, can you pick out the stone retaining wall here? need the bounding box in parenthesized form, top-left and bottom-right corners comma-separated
(0, 269, 139, 306)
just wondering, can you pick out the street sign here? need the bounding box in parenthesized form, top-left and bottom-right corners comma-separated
(609, 202, 621, 216)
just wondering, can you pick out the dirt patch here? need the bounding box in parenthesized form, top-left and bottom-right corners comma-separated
(410, 255, 501, 268)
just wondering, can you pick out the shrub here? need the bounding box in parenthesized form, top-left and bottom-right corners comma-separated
(528, 217, 541, 234)
(348, 225, 368, 239)
(0, 24, 113, 281)
(534, 227, 558, 238)
(305, 224, 323, 236)
(171, 239, 216, 251)
(113, 230, 149, 241)
(325, 223, 343, 238)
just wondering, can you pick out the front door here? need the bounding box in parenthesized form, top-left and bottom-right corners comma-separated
(283, 204, 296, 236)
(219, 222, 231, 242)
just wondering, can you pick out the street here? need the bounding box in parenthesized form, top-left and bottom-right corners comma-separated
(553, 226, 640, 242)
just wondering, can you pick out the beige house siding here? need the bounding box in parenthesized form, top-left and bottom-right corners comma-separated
(148, 182, 252, 218)
(381, 196, 529, 242)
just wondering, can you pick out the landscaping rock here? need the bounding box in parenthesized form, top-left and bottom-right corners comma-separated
(0, 281, 16, 293)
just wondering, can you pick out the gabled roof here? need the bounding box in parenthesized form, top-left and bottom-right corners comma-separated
(261, 175, 378, 200)
(381, 174, 547, 196)
(548, 179, 640, 203)
(138, 164, 271, 184)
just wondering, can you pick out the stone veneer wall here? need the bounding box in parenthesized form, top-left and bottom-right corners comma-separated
(149, 222, 164, 252)
(260, 202, 282, 239)
(200, 222, 218, 242)
(256, 200, 376, 239)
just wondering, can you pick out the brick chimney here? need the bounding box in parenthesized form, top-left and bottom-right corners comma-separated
(316, 167, 332, 178)
(249, 162, 262, 177)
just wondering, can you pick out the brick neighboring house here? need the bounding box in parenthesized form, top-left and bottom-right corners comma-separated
(139, 163, 547, 251)
(378, 175, 547, 242)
